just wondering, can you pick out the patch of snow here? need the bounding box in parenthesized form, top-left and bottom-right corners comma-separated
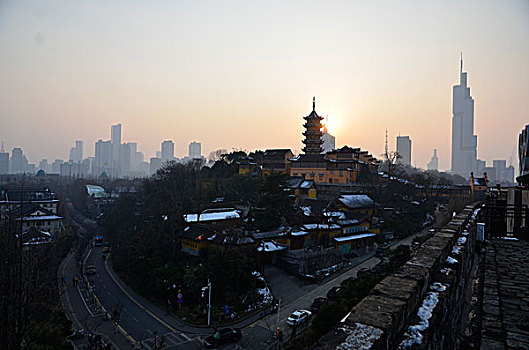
(462, 231, 469, 236)
(400, 290, 441, 349)
(431, 282, 446, 292)
(446, 256, 458, 264)
(300, 206, 311, 216)
(257, 287, 273, 304)
(499, 237, 518, 241)
(457, 237, 467, 245)
(337, 323, 384, 350)
(184, 209, 240, 223)
(333, 233, 376, 242)
(252, 271, 261, 277)
(302, 223, 340, 230)
(452, 246, 461, 255)
(440, 268, 452, 275)
(323, 211, 346, 219)
(207, 234, 217, 241)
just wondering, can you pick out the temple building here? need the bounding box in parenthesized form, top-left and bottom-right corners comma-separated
(289, 98, 379, 184)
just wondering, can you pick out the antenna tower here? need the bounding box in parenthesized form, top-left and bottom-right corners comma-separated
(385, 130, 389, 160)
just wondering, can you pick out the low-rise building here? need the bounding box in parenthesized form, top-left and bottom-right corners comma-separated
(262, 149, 294, 176)
(11, 203, 64, 234)
(470, 172, 489, 200)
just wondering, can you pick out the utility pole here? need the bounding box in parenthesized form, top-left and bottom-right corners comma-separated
(208, 279, 212, 326)
(276, 298, 281, 332)
(202, 279, 212, 326)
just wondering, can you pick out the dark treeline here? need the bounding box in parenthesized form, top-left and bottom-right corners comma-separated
(0, 219, 74, 350)
(100, 157, 292, 322)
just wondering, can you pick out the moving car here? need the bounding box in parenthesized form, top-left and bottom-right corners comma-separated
(310, 297, 327, 313)
(204, 328, 242, 348)
(286, 309, 312, 326)
(86, 265, 96, 275)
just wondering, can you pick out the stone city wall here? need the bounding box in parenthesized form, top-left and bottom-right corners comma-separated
(315, 203, 481, 350)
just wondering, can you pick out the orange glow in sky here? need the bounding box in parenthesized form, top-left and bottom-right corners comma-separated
(0, 0, 527, 170)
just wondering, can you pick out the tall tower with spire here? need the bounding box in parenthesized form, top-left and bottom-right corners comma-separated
(451, 54, 477, 177)
(302, 97, 324, 154)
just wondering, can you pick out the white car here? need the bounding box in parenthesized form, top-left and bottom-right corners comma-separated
(286, 310, 312, 326)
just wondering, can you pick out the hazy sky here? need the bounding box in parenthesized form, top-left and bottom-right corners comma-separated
(1, 0, 528, 170)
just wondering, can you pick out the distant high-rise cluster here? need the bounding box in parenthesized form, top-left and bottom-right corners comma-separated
(0, 123, 204, 178)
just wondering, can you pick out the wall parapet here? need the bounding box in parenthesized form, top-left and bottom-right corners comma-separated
(315, 203, 481, 349)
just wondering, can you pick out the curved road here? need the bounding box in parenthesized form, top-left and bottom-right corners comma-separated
(85, 247, 203, 349)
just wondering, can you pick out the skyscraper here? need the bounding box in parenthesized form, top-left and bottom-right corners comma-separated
(69, 140, 83, 163)
(161, 141, 175, 162)
(111, 123, 122, 176)
(189, 141, 202, 159)
(396, 136, 412, 166)
(95, 139, 112, 176)
(427, 149, 439, 171)
(0, 148, 9, 174)
(321, 127, 335, 154)
(451, 55, 477, 177)
(10, 148, 29, 173)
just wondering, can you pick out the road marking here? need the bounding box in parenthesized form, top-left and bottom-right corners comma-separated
(103, 254, 177, 332)
(60, 253, 83, 328)
(180, 333, 191, 340)
(77, 284, 95, 317)
(133, 316, 138, 322)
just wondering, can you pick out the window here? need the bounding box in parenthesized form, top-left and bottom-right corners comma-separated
(339, 171, 343, 176)
(319, 173, 324, 178)
(329, 178, 333, 184)
(330, 170, 334, 174)
(310, 172, 315, 177)
(293, 173, 298, 176)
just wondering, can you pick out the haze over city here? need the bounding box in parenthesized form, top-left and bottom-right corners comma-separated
(1, 0, 528, 170)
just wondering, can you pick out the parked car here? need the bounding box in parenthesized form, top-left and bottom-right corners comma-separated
(375, 247, 387, 257)
(86, 265, 96, 275)
(326, 287, 341, 301)
(341, 276, 356, 287)
(356, 268, 370, 279)
(310, 297, 327, 313)
(286, 310, 312, 326)
(204, 328, 242, 348)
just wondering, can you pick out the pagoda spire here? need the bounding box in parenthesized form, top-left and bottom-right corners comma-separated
(313, 96, 316, 112)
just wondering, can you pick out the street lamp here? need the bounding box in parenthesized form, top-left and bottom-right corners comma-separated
(201, 279, 212, 326)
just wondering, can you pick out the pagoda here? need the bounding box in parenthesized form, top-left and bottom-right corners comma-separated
(302, 97, 324, 154)
(289, 97, 380, 185)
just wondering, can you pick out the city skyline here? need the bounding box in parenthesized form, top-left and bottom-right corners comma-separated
(1, 1, 528, 169)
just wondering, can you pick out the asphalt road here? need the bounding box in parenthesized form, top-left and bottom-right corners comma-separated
(65, 216, 442, 350)
(85, 247, 202, 349)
